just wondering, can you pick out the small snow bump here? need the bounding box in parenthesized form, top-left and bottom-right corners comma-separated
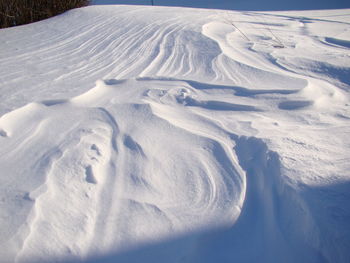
(95, 79, 106, 89)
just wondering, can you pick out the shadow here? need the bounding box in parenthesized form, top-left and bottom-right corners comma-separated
(223, 136, 325, 263)
(227, 136, 350, 263)
(298, 181, 350, 263)
(103, 79, 127, 85)
(186, 80, 299, 97)
(324, 37, 350, 49)
(0, 129, 7, 137)
(41, 99, 68, 106)
(184, 97, 261, 111)
(123, 134, 146, 157)
(137, 77, 299, 97)
(278, 100, 313, 110)
(309, 62, 350, 87)
(76, 227, 228, 263)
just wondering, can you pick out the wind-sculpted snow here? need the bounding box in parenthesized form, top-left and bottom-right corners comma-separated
(0, 79, 245, 262)
(0, 5, 350, 263)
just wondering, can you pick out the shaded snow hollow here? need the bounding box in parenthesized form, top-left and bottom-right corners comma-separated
(0, 5, 350, 263)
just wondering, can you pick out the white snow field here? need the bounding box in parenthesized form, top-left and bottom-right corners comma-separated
(0, 4, 350, 263)
(91, 0, 350, 11)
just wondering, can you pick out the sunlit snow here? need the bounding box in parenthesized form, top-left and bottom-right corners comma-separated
(0, 2, 349, 263)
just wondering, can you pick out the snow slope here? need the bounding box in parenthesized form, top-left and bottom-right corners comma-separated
(91, 0, 350, 11)
(0, 5, 350, 263)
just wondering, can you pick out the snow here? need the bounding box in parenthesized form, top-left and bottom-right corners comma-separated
(91, 0, 350, 11)
(0, 4, 350, 263)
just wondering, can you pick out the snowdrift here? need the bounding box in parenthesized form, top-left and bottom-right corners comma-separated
(0, 5, 350, 263)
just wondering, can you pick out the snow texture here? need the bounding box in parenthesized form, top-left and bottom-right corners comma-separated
(0, 4, 350, 263)
(92, 0, 350, 11)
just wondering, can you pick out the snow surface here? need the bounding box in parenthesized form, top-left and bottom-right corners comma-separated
(0, 4, 350, 263)
(91, 0, 350, 11)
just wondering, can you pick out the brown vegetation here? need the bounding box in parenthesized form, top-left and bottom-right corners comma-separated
(0, 0, 89, 28)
